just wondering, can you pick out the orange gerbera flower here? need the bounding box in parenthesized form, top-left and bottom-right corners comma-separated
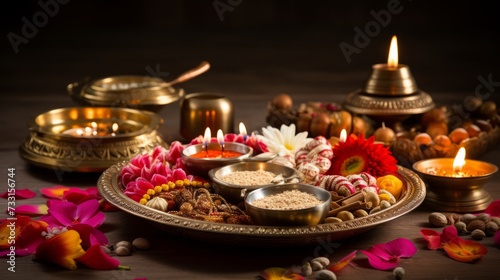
(442, 237, 488, 262)
(327, 135, 398, 177)
(34, 229, 85, 269)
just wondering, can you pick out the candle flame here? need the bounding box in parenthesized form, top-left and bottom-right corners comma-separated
(91, 122, 98, 129)
(340, 129, 347, 142)
(453, 147, 466, 172)
(239, 122, 247, 136)
(112, 123, 118, 132)
(217, 129, 224, 145)
(387, 35, 398, 69)
(203, 127, 211, 145)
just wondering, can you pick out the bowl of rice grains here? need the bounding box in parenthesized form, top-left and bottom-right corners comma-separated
(244, 183, 332, 226)
(208, 161, 301, 203)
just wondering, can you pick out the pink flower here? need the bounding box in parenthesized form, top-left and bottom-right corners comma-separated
(360, 238, 417, 270)
(420, 225, 458, 250)
(40, 199, 105, 228)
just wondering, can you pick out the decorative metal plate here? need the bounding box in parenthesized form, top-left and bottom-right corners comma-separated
(98, 162, 426, 246)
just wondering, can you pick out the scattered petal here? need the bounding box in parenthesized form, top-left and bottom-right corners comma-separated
(13, 204, 48, 216)
(420, 229, 442, 250)
(69, 224, 108, 248)
(494, 230, 500, 246)
(484, 200, 500, 217)
(76, 244, 125, 270)
(41, 185, 72, 199)
(1, 188, 37, 199)
(259, 267, 304, 280)
(442, 237, 487, 262)
(0, 216, 48, 257)
(34, 229, 85, 269)
(328, 250, 357, 272)
(360, 238, 417, 271)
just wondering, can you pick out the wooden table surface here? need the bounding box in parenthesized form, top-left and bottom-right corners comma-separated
(1, 1, 500, 279)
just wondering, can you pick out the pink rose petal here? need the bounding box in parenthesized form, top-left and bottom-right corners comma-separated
(13, 204, 48, 216)
(484, 200, 500, 217)
(1, 188, 37, 199)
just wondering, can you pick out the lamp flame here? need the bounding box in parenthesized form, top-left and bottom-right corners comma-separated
(387, 35, 398, 69)
(203, 127, 211, 146)
(217, 129, 224, 146)
(340, 129, 347, 142)
(453, 147, 466, 172)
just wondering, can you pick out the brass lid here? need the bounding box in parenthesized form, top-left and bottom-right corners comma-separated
(363, 64, 418, 96)
(68, 75, 184, 111)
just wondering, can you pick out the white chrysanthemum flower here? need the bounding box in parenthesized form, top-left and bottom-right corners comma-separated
(259, 124, 311, 156)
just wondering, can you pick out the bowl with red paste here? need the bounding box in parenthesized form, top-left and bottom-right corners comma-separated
(181, 142, 253, 178)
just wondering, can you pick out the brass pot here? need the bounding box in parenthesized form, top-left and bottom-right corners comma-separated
(19, 107, 166, 172)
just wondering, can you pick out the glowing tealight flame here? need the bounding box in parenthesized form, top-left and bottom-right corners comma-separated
(112, 123, 118, 132)
(203, 127, 211, 146)
(340, 129, 347, 142)
(239, 122, 247, 136)
(387, 35, 398, 69)
(217, 129, 224, 146)
(453, 147, 466, 173)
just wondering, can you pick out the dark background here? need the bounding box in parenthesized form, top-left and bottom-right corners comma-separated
(1, 0, 499, 143)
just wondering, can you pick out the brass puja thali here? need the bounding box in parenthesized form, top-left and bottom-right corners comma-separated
(97, 163, 425, 246)
(19, 107, 166, 172)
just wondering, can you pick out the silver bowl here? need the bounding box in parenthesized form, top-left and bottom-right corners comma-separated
(244, 183, 332, 226)
(181, 142, 253, 178)
(208, 162, 300, 203)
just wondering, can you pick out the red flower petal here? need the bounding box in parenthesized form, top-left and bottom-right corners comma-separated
(484, 200, 500, 217)
(69, 224, 109, 249)
(259, 267, 304, 280)
(76, 244, 122, 270)
(384, 238, 417, 258)
(34, 229, 86, 270)
(442, 237, 487, 262)
(1, 188, 37, 199)
(494, 230, 500, 246)
(359, 248, 399, 271)
(328, 250, 357, 272)
(41, 185, 72, 199)
(13, 204, 48, 216)
(0, 216, 48, 257)
(420, 229, 442, 250)
(441, 225, 458, 243)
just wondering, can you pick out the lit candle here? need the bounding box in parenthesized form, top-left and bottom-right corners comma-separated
(453, 147, 466, 174)
(340, 129, 347, 142)
(111, 123, 118, 137)
(329, 129, 347, 146)
(239, 122, 247, 141)
(217, 129, 225, 155)
(387, 35, 398, 69)
(62, 122, 120, 137)
(203, 127, 211, 155)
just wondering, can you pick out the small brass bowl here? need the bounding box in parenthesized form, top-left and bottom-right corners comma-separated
(208, 162, 300, 203)
(245, 183, 332, 226)
(181, 142, 253, 178)
(19, 107, 166, 172)
(68, 75, 184, 112)
(413, 158, 498, 212)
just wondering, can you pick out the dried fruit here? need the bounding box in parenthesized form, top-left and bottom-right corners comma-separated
(455, 221, 468, 235)
(449, 128, 469, 144)
(393, 266, 405, 280)
(311, 260, 323, 271)
(337, 211, 355, 221)
(302, 261, 313, 276)
(476, 213, 491, 223)
(466, 219, 486, 232)
(115, 240, 133, 251)
(460, 213, 476, 225)
(485, 221, 499, 236)
(491, 217, 500, 227)
(471, 229, 486, 240)
(446, 213, 460, 225)
(428, 212, 448, 227)
(313, 269, 337, 280)
(115, 246, 131, 256)
(311, 257, 330, 267)
(132, 237, 150, 250)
